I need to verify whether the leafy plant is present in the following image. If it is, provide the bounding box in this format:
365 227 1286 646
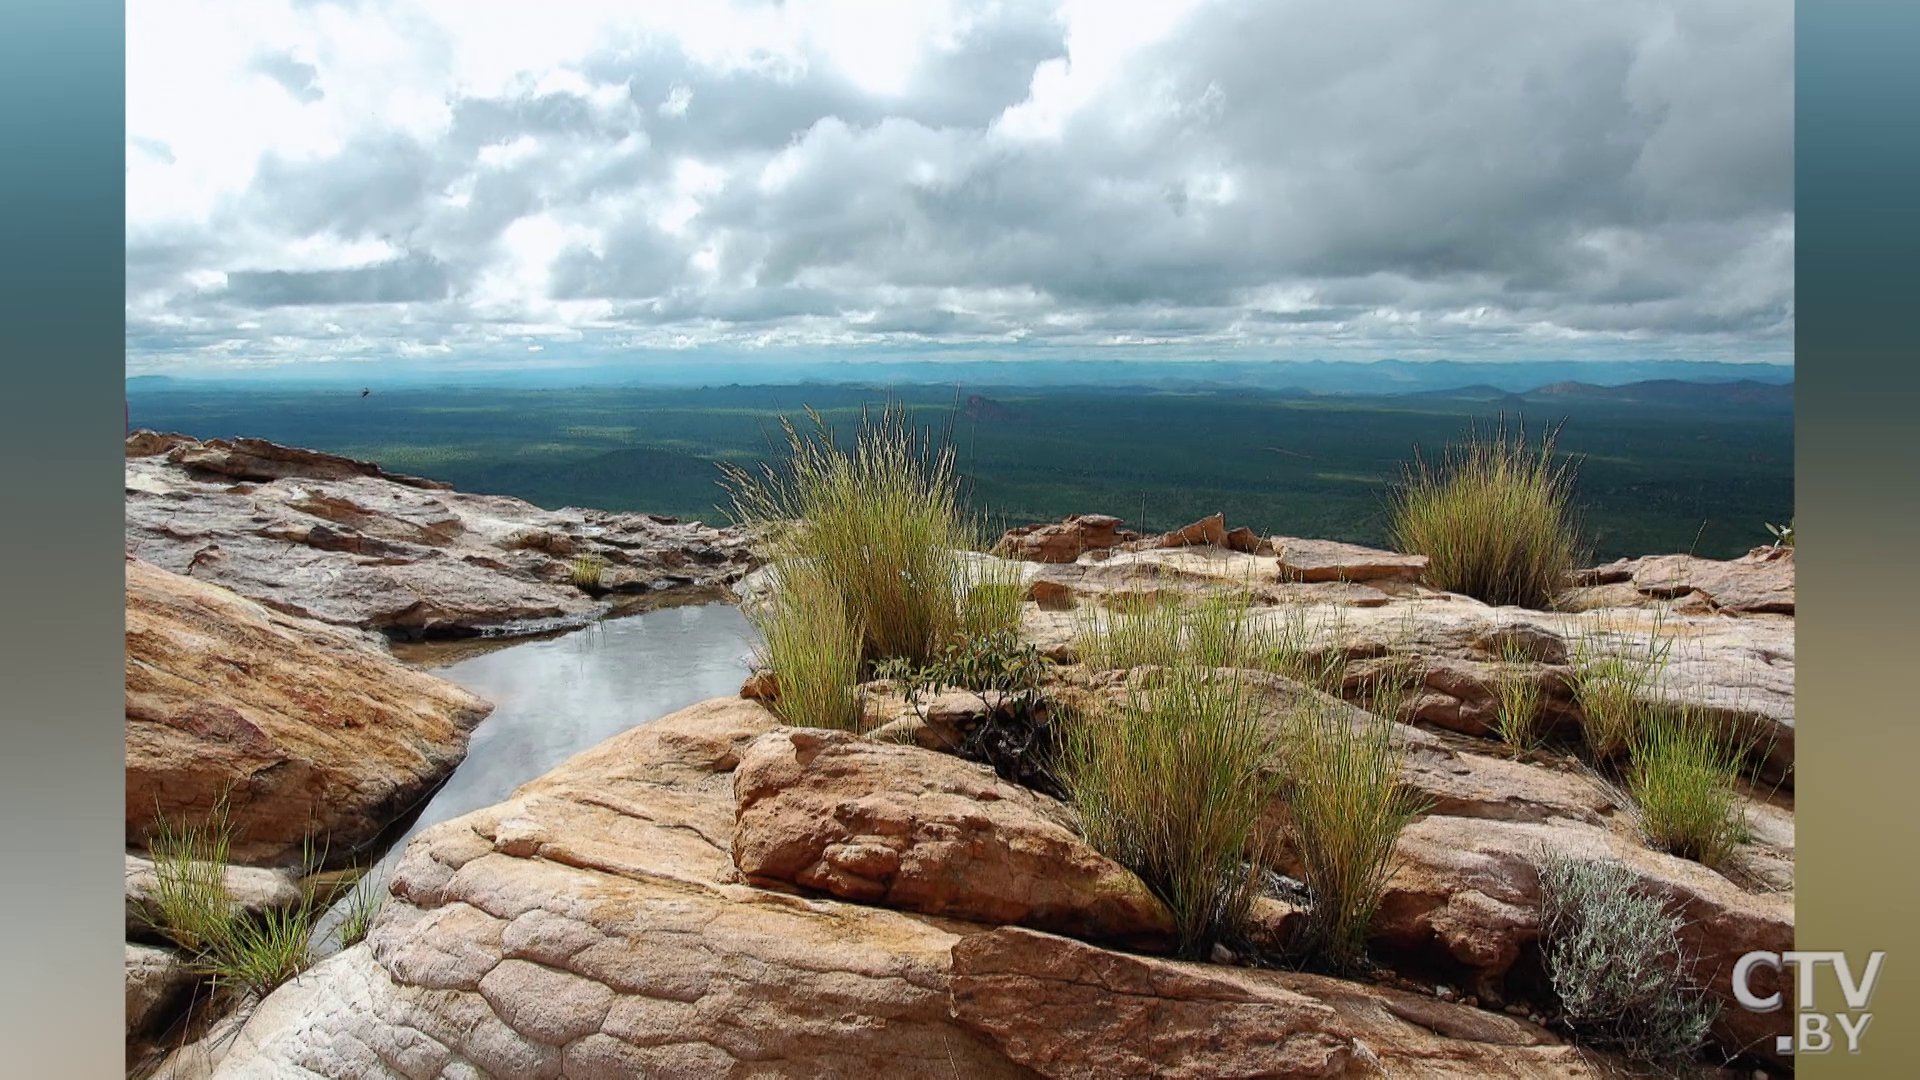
1534 854 1719 1066
875 628 1059 795
1277 700 1429 971
1764 520 1794 548
1389 419 1582 609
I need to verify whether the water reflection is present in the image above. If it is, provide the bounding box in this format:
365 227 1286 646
319 602 759 947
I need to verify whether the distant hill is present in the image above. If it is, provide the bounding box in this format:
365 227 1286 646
963 394 1017 423
1526 379 1794 411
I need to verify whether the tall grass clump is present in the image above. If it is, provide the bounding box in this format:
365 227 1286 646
1492 637 1548 754
1627 706 1750 869
1570 617 1674 759
1389 420 1580 610
1278 699 1429 971
750 561 867 732
143 801 318 1002
722 405 968 668
1073 594 1184 672
1062 666 1277 957
1534 854 1719 1066
958 555 1028 642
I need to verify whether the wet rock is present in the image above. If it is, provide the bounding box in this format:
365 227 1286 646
126 433 757 638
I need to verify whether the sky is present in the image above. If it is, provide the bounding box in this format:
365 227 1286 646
125 0 1795 376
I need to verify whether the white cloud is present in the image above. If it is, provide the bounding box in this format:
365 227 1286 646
125 0 1794 371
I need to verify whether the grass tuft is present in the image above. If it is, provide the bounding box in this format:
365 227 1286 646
568 553 608 589
1492 637 1548 754
1534 853 1719 1066
722 404 968 668
1277 698 1429 971
1627 706 1750 869
1569 616 1674 759
1389 419 1581 610
750 560 867 732
143 800 318 1003
1062 663 1277 958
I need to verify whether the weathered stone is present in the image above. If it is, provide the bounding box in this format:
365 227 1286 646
126 854 305 937
126 433 757 638
1274 536 1431 583
127 943 196 1037
993 513 1140 563
733 729 1175 950
126 557 493 866
1153 512 1229 549
950 927 1590 1079
1577 547 1793 614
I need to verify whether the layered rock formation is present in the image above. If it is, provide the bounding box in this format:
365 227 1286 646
199 699 1627 1080
126 434 757 639
126 556 494 867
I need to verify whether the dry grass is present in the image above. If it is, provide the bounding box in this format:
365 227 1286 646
750 560 867 732
1627 706 1751 869
1062 664 1277 958
1492 637 1548 754
1569 615 1675 759
1277 693 1429 971
722 404 969 668
1389 420 1580 610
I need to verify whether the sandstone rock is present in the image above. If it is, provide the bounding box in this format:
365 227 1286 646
126 558 493 866
127 434 757 638
126 854 305 937
994 514 1140 563
732 729 1175 950
1576 547 1793 614
127 943 196 1037
950 927 1592 1079
739 669 778 701
1153 511 1228 549
1274 536 1430 583
1365 814 1793 1062
209 696 1637 1080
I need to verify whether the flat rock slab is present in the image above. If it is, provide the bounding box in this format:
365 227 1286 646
126 434 757 638
126 557 493 866
733 729 1175 950
1580 547 1794 614
950 927 1587 1080
205 697 1614 1080
1273 536 1430 583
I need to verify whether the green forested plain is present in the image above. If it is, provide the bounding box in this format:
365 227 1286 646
126 380 1792 562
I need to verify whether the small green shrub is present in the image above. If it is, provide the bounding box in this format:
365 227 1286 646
1765 519 1794 548
722 404 968 667
1534 854 1719 1066
1278 700 1429 971
1062 665 1277 958
1388 420 1581 609
1628 707 1750 869
751 561 867 732
1492 638 1547 754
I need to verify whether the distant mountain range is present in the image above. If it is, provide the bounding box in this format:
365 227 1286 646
128 357 1793 397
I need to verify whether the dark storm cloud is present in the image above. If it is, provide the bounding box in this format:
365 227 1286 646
126 0 1793 367
220 254 455 307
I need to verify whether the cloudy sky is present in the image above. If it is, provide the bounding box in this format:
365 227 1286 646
125 0 1794 375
